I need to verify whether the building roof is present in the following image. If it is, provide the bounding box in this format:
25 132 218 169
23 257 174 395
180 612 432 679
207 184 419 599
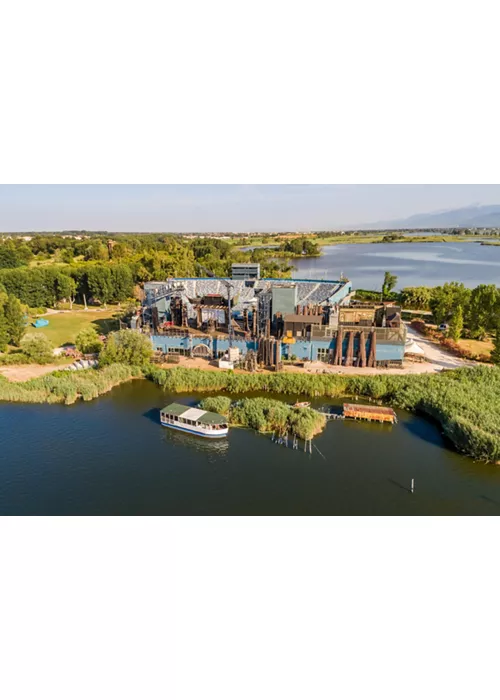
404 341 425 356
162 403 226 425
343 403 396 416
284 314 323 324
181 407 207 421
144 278 349 312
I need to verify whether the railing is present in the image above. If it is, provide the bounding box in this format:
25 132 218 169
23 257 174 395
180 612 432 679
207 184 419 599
309 325 406 343
339 324 406 343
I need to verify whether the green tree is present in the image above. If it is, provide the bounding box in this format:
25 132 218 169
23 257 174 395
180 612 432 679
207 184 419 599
448 305 464 341
21 333 54 364
400 287 433 310
87 265 113 307
0 282 8 309
55 273 77 308
430 282 471 325
99 329 153 366
465 284 499 338
4 295 25 346
110 264 134 301
61 248 74 264
0 241 24 269
84 241 109 261
0 310 9 352
75 327 103 355
382 271 398 299
109 242 132 260
491 320 500 365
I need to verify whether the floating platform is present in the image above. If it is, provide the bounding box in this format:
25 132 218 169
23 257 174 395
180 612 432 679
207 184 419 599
343 403 397 424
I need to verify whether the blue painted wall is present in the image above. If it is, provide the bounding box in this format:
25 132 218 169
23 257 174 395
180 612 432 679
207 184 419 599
375 343 405 361
151 331 404 362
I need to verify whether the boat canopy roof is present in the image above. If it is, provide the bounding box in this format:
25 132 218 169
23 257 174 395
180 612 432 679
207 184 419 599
162 403 227 425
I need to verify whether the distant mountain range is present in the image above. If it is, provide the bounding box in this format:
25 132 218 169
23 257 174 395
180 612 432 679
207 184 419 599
364 204 500 229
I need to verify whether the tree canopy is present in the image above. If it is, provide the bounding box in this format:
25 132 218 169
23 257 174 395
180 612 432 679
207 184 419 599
99 329 153 366
21 333 54 364
75 327 103 355
382 271 398 299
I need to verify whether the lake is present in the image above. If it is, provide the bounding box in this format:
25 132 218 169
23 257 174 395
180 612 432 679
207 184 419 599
1 380 500 515
293 241 500 289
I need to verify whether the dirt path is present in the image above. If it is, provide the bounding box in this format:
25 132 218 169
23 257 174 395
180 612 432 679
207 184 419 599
0 364 68 382
170 338 473 376
405 326 475 370
1 329 475 384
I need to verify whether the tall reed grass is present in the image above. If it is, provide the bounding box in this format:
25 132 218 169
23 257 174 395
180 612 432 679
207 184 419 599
148 365 500 462
200 396 326 440
0 364 141 405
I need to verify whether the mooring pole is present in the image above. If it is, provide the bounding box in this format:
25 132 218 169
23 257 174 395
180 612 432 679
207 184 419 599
411 478 415 494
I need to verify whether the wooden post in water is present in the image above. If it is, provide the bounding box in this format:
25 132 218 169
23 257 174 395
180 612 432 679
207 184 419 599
411 478 415 494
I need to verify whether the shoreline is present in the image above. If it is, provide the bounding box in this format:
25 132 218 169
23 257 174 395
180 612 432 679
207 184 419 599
237 234 497 252
1 363 499 463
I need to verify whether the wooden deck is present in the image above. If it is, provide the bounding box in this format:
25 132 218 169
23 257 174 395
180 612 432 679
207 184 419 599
343 403 397 424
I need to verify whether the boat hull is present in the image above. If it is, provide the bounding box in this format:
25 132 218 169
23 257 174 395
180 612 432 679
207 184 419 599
161 421 228 438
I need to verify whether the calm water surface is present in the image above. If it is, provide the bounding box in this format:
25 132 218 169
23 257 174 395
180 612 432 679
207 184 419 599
293 242 500 288
1 380 500 515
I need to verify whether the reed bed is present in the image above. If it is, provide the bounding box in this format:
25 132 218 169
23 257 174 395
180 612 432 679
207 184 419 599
200 396 326 441
0 363 141 405
1 363 499 462
149 366 500 462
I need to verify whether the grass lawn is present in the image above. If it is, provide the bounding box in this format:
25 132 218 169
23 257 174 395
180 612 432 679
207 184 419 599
457 338 493 358
28 308 121 347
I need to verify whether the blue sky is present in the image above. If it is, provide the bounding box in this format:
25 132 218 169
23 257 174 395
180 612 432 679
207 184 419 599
1 184 500 232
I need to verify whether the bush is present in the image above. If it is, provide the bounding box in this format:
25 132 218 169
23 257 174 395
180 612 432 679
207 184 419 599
0 352 32 365
199 396 232 416
20 333 54 364
75 327 103 355
227 396 326 440
0 363 141 405
411 319 492 363
99 329 153 366
145 365 500 462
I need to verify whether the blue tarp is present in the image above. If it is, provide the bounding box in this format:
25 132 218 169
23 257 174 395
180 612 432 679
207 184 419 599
33 318 49 328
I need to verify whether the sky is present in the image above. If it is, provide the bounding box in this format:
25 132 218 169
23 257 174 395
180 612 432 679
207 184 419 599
1 184 500 232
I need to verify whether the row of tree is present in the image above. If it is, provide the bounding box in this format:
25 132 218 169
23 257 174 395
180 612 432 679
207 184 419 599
400 282 500 339
0 287 25 351
279 238 320 256
0 263 134 309
0 234 294 308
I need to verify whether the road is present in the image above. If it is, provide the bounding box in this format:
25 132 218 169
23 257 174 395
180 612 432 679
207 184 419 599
405 325 475 371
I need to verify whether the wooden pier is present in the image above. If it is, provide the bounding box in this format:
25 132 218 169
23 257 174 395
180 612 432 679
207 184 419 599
343 403 397 424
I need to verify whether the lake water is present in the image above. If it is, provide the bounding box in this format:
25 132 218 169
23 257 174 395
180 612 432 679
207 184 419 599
293 242 500 289
1 380 500 515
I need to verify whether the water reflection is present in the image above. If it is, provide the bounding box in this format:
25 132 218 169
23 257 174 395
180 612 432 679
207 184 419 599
1 381 500 514
160 428 230 455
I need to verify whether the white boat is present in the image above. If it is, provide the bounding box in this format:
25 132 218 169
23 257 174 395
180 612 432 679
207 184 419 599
160 403 229 438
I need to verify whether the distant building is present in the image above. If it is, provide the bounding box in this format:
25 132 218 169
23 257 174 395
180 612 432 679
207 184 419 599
272 283 297 317
231 263 260 280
